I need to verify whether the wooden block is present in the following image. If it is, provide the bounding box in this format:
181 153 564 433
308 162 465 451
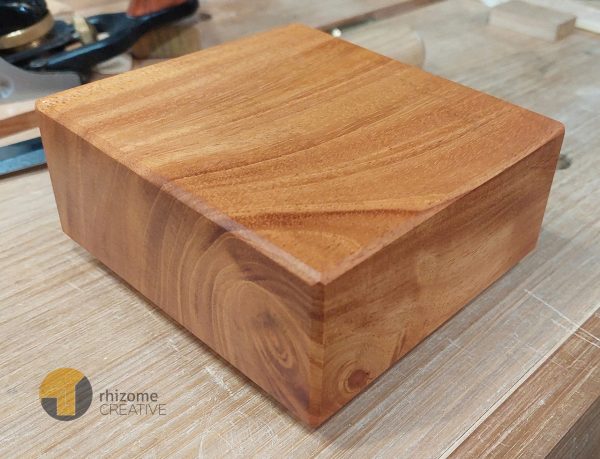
0 100 36 138
489 1 576 41
525 0 600 34
36 24 564 426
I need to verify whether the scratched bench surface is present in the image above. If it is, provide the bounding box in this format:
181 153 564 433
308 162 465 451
0 0 599 457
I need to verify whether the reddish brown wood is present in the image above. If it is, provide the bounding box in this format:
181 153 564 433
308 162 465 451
127 0 187 16
36 24 563 426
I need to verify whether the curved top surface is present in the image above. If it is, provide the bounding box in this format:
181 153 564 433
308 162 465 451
37 24 563 283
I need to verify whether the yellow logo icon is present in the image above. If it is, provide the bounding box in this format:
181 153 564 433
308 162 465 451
39 368 93 420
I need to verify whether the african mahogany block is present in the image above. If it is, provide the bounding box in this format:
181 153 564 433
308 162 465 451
36 24 564 426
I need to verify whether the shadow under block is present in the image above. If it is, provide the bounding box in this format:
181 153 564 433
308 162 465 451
36 24 564 426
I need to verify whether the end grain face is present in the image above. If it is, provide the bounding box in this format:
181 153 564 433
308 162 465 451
36 24 564 426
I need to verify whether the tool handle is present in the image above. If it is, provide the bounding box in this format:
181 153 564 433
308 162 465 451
127 0 188 17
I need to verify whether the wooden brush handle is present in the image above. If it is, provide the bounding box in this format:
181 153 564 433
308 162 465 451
127 0 187 17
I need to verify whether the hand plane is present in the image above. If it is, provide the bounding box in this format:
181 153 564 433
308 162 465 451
0 0 199 102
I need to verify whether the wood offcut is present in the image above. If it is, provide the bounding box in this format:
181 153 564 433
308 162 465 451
489 0 576 41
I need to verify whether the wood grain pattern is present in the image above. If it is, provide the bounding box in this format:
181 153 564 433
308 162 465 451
2 0 600 456
0 110 37 138
34 114 324 423
489 1 576 42
452 311 600 458
37 23 562 425
549 395 600 458
321 141 561 415
524 0 600 34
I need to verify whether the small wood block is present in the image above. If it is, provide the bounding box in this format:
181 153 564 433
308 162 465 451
525 0 600 34
489 0 576 41
131 17 201 59
36 24 564 426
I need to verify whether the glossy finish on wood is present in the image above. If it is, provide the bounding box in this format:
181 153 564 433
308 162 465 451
37 24 563 425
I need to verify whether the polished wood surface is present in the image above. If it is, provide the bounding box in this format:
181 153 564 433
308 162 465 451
2 0 599 456
0 110 38 138
525 0 600 33
37 23 561 425
37 25 563 278
321 141 560 415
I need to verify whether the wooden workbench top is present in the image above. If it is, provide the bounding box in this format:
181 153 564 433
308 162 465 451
1 0 598 456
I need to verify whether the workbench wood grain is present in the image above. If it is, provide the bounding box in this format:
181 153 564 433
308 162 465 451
1 0 599 456
489 0 576 42
340 23 425 67
452 311 600 458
